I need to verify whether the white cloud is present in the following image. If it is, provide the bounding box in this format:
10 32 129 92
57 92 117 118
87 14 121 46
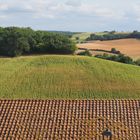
132 3 140 21
0 0 140 31
66 0 81 6
0 3 9 10
0 0 125 19
0 15 7 19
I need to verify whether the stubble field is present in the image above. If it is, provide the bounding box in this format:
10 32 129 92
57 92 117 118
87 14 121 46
78 39 140 59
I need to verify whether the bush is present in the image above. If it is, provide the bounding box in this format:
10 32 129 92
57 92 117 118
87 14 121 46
135 59 140 66
111 48 116 53
95 53 136 65
110 48 121 54
77 50 92 56
117 54 134 64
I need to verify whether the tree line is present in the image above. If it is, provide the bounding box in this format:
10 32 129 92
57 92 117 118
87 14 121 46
86 31 140 41
95 53 140 66
0 27 76 57
77 49 140 66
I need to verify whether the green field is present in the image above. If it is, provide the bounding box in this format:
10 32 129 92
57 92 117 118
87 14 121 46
71 32 111 42
72 32 92 42
0 55 140 99
71 32 130 42
72 32 107 42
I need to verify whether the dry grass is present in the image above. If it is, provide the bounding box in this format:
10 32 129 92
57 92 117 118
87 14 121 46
77 39 140 59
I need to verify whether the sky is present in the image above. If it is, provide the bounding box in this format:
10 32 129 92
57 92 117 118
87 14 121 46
0 0 140 32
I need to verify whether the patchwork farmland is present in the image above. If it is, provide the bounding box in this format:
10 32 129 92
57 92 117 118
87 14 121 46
0 100 140 140
77 39 140 59
0 55 140 99
0 32 140 139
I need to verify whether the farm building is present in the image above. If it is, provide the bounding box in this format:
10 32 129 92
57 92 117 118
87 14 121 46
0 100 140 139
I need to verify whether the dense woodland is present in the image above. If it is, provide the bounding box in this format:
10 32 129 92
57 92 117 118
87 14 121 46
0 27 76 57
86 31 140 41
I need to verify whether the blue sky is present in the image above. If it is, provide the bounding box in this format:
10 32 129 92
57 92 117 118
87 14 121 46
0 0 140 32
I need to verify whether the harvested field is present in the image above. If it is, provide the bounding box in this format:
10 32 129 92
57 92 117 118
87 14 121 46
0 100 140 140
77 39 140 59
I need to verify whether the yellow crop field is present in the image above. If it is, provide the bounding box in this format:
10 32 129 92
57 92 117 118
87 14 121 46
77 39 140 59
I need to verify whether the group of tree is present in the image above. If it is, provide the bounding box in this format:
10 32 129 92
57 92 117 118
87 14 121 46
0 27 76 57
86 31 140 41
92 48 121 55
77 50 92 56
77 48 140 66
95 53 140 66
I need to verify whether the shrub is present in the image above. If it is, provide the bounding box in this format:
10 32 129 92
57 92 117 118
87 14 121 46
95 53 136 65
110 48 120 54
117 54 134 64
135 59 140 66
111 48 116 53
77 50 92 56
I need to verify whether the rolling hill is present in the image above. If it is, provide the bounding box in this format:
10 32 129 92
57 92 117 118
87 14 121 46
0 55 140 99
72 32 92 42
77 39 140 59
71 32 130 42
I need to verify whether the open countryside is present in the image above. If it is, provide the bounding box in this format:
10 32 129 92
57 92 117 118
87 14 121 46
0 0 140 139
0 55 140 99
77 39 140 59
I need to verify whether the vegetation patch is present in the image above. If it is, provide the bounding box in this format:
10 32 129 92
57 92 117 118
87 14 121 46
0 27 76 57
77 39 140 59
77 50 92 56
95 53 136 65
0 55 139 99
86 31 140 41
